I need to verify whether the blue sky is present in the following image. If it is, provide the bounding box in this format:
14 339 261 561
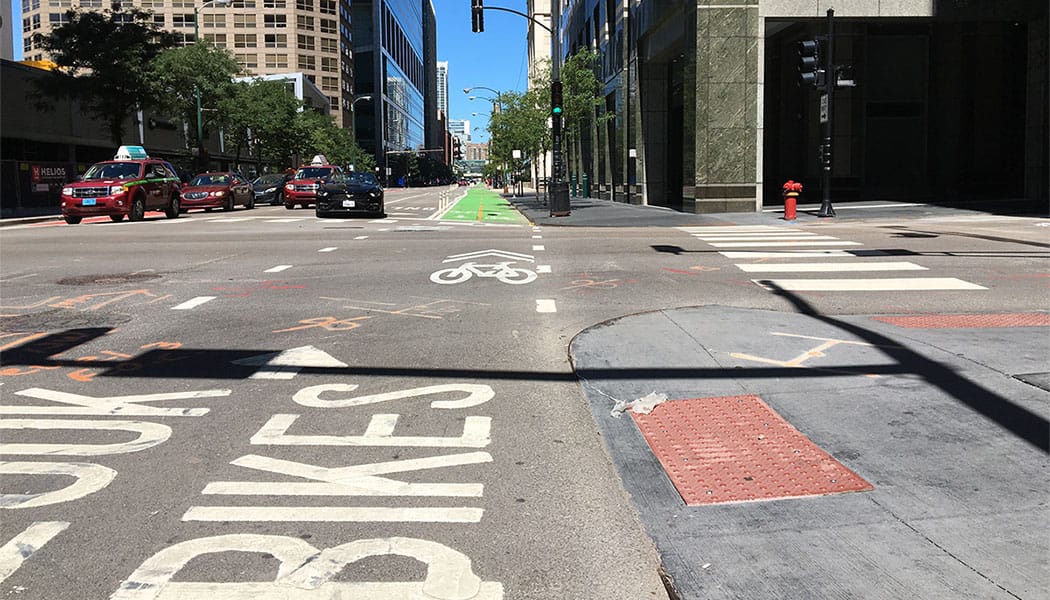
8 1 531 142
436 1 532 142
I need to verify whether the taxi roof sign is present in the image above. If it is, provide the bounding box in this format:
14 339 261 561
115 145 149 160
310 154 329 166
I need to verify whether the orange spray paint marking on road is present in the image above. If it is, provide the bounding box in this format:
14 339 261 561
273 316 371 333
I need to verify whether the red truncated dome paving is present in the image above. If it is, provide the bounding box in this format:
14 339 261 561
873 313 1050 329
631 396 872 506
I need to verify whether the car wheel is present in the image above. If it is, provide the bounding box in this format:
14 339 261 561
109 214 124 222
129 195 146 221
223 197 234 211
164 194 180 219
315 209 327 218
284 202 295 210
272 191 283 206
247 195 255 210
64 215 82 225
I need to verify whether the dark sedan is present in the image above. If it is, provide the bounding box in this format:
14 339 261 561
180 171 254 212
315 172 385 218
252 173 292 206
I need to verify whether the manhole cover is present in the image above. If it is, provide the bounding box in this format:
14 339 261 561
56 273 162 286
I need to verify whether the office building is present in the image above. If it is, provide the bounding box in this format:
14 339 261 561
553 0 1047 213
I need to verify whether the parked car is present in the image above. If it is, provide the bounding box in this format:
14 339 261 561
180 171 254 212
315 171 385 218
284 155 342 209
60 146 181 224
252 173 292 206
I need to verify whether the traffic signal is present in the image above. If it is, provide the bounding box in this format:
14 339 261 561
797 39 825 89
471 0 484 33
550 80 563 117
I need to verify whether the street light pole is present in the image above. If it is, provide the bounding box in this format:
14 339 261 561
193 0 230 169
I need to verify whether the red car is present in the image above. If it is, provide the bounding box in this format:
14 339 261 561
60 146 181 224
284 156 342 209
180 171 255 212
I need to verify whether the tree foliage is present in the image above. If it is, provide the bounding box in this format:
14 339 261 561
149 42 241 153
219 79 303 166
32 7 178 145
293 110 375 172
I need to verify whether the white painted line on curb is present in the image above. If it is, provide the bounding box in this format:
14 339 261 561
265 265 293 273
172 296 217 310
536 299 557 313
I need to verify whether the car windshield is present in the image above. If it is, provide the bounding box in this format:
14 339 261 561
82 162 142 181
253 174 286 186
191 174 230 186
346 172 380 186
295 167 334 180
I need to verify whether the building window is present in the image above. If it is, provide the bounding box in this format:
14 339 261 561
51 0 73 6
23 37 32 52
295 0 313 10
233 14 255 27
203 33 227 47
234 33 256 48
22 17 31 32
263 0 285 7
137 0 162 6
153 14 164 26
230 0 256 7
320 76 337 92
79 0 101 7
328 95 338 108
320 56 337 72
265 53 288 69
320 37 337 54
297 55 315 70
21 0 40 12
296 15 313 30
318 0 335 14
171 0 194 7
319 18 335 34
264 33 287 48
201 13 225 27
297 34 314 51
235 53 258 70
264 14 286 28
172 13 193 27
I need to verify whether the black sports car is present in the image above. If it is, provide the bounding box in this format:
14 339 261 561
252 173 292 206
315 172 385 218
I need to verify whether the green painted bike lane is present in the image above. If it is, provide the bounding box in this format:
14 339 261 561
440 187 531 224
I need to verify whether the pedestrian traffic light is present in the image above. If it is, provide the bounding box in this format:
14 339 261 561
797 39 824 89
551 80 563 117
471 0 484 33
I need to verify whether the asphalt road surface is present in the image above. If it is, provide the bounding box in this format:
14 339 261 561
1 186 1047 599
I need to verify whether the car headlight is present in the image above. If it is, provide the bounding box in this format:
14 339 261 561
109 185 125 195
265 187 277 193
317 189 328 197
369 190 380 198
213 190 226 197
62 187 73 195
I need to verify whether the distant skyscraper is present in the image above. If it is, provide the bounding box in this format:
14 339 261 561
436 61 449 117
448 119 470 143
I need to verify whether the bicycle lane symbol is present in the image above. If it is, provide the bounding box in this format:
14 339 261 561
430 249 538 285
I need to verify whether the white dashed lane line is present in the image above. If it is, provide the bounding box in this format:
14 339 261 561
319 247 338 252
354 236 369 240
536 299 557 313
537 265 552 274
172 296 216 310
265 265 293 273
532 245 545 251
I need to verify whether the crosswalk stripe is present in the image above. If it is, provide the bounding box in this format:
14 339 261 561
720 250 858 258
735 261 927 272
710 241 862 247
752 278 986 291
694 235 839 242
680 226 783 232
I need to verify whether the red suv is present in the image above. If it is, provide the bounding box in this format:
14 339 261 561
284 156 342 209
60 146 181 224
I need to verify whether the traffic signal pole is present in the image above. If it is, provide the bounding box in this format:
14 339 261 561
818 8 836 217
548 0 570 216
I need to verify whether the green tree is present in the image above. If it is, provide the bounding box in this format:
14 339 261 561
293 110 374 172
32 7 178 145
219 79 303 169
148 41 241 166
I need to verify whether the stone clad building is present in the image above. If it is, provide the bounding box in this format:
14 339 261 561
552 0 1048 213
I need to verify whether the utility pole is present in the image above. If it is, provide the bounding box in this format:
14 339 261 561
818 8 835 217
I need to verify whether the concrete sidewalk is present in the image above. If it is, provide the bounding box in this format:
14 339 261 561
571 305 1049 599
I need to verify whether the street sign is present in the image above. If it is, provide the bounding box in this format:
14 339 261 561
819 93 829 124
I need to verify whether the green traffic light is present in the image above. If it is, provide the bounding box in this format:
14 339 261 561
552 107 562 114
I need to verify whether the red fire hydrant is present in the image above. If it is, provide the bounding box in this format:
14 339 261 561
782 180 802 221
